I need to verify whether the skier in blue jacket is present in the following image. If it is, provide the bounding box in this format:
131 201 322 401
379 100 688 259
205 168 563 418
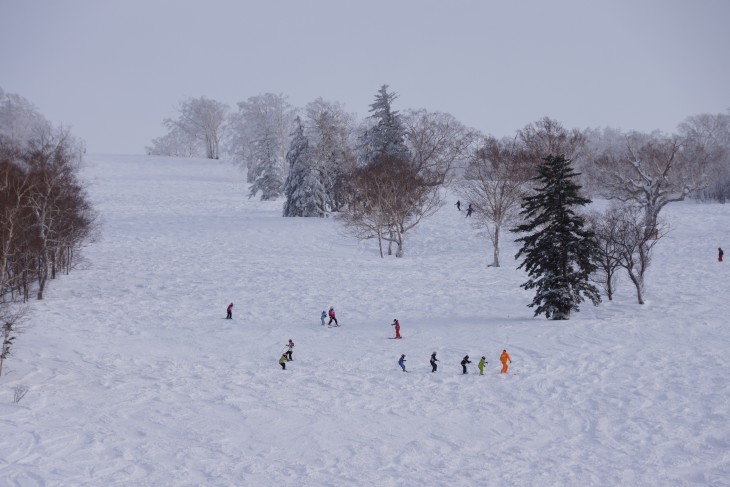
398 354 407 372
321 310 326 326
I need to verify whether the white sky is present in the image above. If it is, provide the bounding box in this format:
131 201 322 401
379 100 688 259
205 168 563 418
1 0 729 154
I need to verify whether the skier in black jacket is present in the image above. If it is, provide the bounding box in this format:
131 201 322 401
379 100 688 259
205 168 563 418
430 352 439 372
461 355 471 374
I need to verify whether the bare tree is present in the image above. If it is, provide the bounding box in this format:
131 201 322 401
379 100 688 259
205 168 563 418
518 117 587 166
586 208 625 301
678 112 730 202
340 155 442 258
403 109 476 187
0 305 25 377
458 135 531 267
589 131 709 234
610 205 666 304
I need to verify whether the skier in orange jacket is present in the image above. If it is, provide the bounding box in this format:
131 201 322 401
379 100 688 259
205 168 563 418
500 350 512 374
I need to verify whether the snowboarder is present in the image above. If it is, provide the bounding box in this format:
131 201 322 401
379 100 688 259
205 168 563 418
286 339 294 361
465 204 473 217
321 310 327 326
391 319 401 339
430 352 439 372
719 247 724 262
328 307 338 326
461 355 471 374
226 302 233 319
398 354 407 372
455 200 461 211
279 354 288 370
478 356 488 375
500 349 512 374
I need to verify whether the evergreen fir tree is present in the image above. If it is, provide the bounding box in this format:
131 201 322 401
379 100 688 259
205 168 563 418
283 117 326 217
512 155 601 320
358 85 411 166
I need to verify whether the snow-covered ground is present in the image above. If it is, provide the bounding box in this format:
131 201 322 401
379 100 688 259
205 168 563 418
1 154 729 486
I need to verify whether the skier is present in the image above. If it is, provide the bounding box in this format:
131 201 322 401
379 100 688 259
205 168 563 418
719 247 724 262
500 349 512 374
478 356 488 375
430 352 439 372
465 204 473 217
279 353 288 370
391 319 401 339
286 339 294 361
455 200 461 211
461 355 471 374
226 302 233 319
321 310 327 326
398 354 407 372
328 307 338 326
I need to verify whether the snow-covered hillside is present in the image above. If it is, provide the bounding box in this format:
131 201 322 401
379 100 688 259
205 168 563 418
2 154 728 486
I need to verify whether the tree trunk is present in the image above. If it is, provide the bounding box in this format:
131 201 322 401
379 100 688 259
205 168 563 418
627 269 645 304
491 224 501 267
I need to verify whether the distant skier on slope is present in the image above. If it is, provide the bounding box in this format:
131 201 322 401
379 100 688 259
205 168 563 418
328 307 338 326
478 356 488 375
321 310 327 326
398 354 407 372
286 339 294 361
500 350 512 374
279 354 289 370
391 319 401 339
455 200 461 211
226 302 233 319
719 247 724 262
430 352 439 372
465 204 473 217
461 355 471 374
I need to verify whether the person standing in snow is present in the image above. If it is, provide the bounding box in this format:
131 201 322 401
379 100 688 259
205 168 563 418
286 339 294 361
455 200 461 211
398 354 407 372
321 310 327 326
391 319 401 339
226 302 233 319
279 354 289 370
328 307 338 326
719 247 724 262
430 352 439 372
465 204 473 217
461 355 471 374
478 356 488 375
500 349 512 374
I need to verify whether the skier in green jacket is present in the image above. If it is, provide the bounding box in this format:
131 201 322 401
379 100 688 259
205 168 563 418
279 354 289 370
477 356 488 375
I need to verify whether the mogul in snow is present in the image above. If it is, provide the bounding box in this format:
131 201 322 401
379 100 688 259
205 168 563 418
461 355 471 374
500 350 512 374
226 302 233 319
391 319 401 339
430 352 439 372
478 356 488 375
398 354 407 372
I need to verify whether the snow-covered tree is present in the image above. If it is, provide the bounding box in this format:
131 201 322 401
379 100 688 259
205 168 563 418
283 117 326 217
304 98 356 211
146 124 203 157
518 117 587 167
678 111 730 202
513 155 600 320
162 96 228 159
0 87 50 144
227 93 297 200
357 85 410 166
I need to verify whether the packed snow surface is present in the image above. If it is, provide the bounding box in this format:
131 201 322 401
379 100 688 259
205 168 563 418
1 155 729 486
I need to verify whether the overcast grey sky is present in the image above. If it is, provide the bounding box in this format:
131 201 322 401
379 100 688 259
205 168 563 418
2 0 728 154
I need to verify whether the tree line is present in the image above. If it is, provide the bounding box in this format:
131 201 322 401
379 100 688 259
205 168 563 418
0 88 96 375
149 87 729 317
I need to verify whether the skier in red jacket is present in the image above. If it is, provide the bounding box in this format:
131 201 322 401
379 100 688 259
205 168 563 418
391 319 401 339
328 307 338 326
226 303 233 319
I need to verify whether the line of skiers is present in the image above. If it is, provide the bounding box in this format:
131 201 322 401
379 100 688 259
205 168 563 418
399 350 512 375
321 307 338 326
279 339 295 369
454 200 473 217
